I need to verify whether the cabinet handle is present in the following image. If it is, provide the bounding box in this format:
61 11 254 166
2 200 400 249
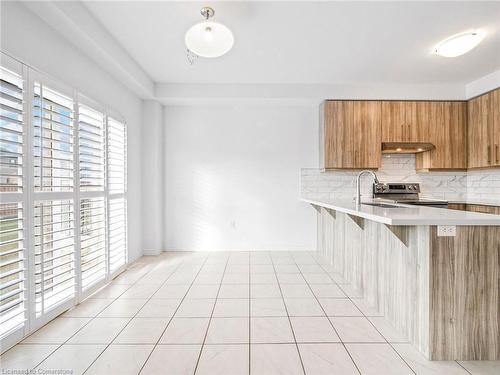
496 144 499 164
401 124 404 140
408 124 411 141
487 145 491 164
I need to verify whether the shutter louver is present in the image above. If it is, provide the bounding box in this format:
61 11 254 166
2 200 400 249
0 202 25 338
0 65 26 340
0 67 23 193
107 118 126 195
79 105 105 191
80 197 106 289
34 200 75 316
109 197 126 272
33 83 74 192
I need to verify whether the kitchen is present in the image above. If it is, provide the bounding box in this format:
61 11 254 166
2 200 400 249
1 1 500 374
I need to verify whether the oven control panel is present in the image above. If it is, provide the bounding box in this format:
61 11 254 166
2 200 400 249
373 183 421 194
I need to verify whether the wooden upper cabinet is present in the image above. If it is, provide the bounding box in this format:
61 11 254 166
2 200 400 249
490 89 500 166
416 102 467 170
381 101 429 143
321 101 381 169
468 92 491 168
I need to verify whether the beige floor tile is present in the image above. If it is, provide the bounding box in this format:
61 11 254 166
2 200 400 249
22 317 90 343
299 343 358 375
63 298 114 317
281 284 314 298
298 265 326 273
213 298 249 317
137 298 181 317
36 344 106 375
319 298 363 316
458 360 500 375
250 264 275 274
197 344 249 375
250 273 278 284
309 284 346 298
346 343 413 374
250 298 287 317
206 317 249 344
285 298 325 316
153 284 190 298
368 317 409 343
68 317 130 344
194 273 223 284
0 344 58 371
394 343 469 375
218 284 250 298
140 344 201 375
275 264 300 273
160 317 209 344
90 284 131 299
251 343 303 375
290 317 340 343
330 317 385 343
175 299 215 317
251 317 294 343
85 344 153 375
113 317 169 344
302 273 335 284
277 273 306 284
119 284 159 299
339 284 363 298
98 298 148 317
222 273 250 284
250 284 281 298
185 284 220 299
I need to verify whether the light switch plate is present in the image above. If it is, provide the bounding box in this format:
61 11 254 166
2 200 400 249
437 225 456 237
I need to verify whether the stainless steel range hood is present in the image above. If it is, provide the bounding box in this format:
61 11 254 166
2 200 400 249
381 142 435 154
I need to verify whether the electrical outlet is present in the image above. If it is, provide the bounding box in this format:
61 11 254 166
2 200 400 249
437 225 456 237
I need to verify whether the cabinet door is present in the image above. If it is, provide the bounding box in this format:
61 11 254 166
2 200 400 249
381 101 406 142
417 102 467 169
324 101 381 169
411 102 433 142
490 89 500 166
468 94 490 168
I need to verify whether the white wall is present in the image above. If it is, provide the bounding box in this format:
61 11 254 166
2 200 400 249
164 104 318 251
142 100 164 254
1 1 143 261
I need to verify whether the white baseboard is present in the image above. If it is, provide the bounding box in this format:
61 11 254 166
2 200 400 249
143 249 162 256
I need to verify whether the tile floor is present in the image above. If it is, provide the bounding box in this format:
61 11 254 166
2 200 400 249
1 251 499 375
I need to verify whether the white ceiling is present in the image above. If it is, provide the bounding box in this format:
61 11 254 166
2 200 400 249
82 1 500 86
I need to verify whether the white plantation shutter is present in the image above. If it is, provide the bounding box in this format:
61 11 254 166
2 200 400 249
34 200 75 316
107 117 126 195
0 64 26 341
80 197 106 290
79 105 105 192
109 197 126 272
33 83 74 192
0 56 129 350
0 67 23 193
107 117 127 273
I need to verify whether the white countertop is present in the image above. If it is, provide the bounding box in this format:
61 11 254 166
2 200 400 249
302 198 500 226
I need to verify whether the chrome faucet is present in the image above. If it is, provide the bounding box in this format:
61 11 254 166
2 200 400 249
355 170 380 206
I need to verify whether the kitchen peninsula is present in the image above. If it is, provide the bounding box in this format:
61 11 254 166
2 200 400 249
304 197 500 361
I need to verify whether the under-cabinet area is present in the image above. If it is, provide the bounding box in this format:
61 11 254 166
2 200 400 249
320 88 499 171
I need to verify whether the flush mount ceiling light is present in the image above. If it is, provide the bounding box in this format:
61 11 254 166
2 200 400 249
434 31 486 57
185 7 234 64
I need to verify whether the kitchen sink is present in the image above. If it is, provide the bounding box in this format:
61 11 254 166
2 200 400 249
362 202 399 208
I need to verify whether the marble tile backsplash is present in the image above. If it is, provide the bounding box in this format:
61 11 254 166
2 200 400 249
300 154 499 203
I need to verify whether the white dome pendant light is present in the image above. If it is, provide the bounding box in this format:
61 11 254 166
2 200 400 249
185 7 234 64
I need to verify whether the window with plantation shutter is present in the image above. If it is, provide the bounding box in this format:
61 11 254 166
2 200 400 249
33 83 74 192
34 200 75 316
79 105 105 191
0 64 26 341
80 197 106 290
